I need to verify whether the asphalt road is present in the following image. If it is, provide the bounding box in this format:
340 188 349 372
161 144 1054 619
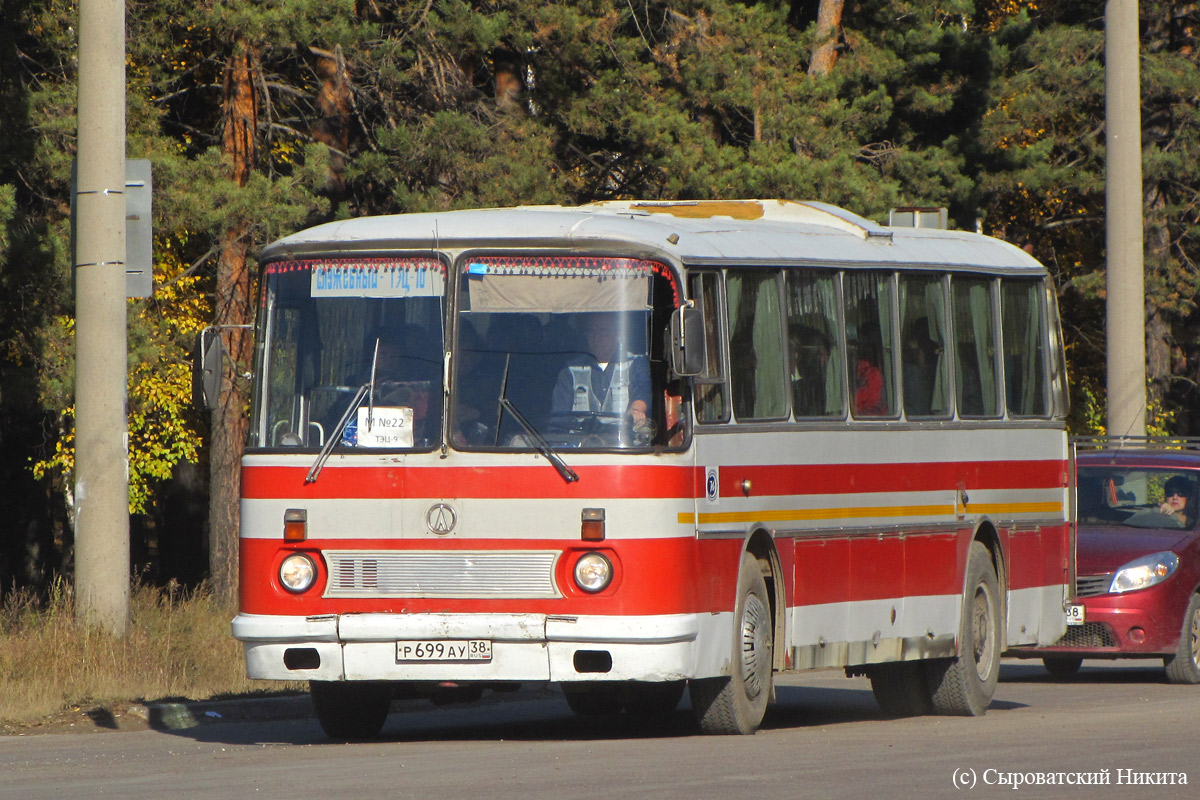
2 659 1196 800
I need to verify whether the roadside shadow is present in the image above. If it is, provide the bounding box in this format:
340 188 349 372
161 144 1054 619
160 679 1025 747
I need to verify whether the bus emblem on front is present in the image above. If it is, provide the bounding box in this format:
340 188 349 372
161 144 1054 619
426 503 457 535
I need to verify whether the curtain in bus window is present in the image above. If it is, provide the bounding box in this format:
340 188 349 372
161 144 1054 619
953 277 999 417
1002 279 1049 417
693 272 729 423
843 271 896 418
726 270 787 420
899 274 950 418
784 270 844 418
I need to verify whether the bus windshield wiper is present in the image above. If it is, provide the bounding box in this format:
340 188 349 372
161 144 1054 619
499 397 579 484
306 383 369 484
308 340 383 484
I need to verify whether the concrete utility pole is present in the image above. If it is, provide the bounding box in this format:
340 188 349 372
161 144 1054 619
1105 0 1147 441
73 0 129 635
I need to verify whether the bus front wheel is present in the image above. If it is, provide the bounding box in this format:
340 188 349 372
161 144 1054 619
691 553 773 735
310 680 393 740
925 541 1001 716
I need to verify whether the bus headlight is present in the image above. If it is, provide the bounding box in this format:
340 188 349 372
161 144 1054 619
574 552 613 593
279 553 317 593
1109 551 1179 594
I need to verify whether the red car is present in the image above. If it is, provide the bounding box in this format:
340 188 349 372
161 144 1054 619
1013 443 1200 683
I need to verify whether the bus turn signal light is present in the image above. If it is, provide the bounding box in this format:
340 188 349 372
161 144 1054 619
284 508 308 542
581 508 605 541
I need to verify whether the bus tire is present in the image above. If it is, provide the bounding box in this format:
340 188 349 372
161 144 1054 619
868 662 934 717
562 683 624 716
690 553 773 735
1164 593 1200 685
925 541 1000 716
310 680 392 740
623 681 686 715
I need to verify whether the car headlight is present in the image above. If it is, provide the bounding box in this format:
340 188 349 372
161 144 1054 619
279 553 317 593
574 552 613 593
1108 551 1179 594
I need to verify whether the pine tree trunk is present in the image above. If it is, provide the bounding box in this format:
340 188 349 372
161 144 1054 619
208 40 259 606
313 45 353 194
808 0 846 77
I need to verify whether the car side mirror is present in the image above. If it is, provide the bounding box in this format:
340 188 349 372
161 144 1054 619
192 327 223 412
670 305 707 377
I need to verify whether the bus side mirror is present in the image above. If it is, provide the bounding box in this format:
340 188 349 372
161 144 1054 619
192 327 223 412
670 305 707 377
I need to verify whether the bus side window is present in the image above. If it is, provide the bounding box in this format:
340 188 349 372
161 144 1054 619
726 269 787 421
691 272 729 423
784 269 844 418
1001 278 1050 417
899 274 950 419
844 271 897 418
952 276 1000 418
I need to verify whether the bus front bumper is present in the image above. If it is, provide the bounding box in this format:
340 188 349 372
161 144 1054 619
232 612 709 683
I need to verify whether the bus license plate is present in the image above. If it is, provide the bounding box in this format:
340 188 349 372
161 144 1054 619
1066 605 1086 626
396 640 492 662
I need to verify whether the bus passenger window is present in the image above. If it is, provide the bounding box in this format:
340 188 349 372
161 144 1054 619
952 277 1000 418
1001 279 1049 417
900 274 950 418
785 270 844 418
726 269 787 421
844 271 896 418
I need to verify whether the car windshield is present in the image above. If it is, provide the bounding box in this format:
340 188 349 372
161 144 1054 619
251 257 447 450
452 255 677 451
1077 467 1200 530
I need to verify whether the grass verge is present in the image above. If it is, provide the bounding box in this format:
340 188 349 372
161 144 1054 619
0 579 304 729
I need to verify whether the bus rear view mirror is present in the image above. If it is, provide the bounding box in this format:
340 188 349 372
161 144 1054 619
670 305 707 377
192 327 223 412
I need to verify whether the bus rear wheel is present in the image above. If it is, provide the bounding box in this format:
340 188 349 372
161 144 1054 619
925 541 1000 716
691 553 773 735
310 680 393 740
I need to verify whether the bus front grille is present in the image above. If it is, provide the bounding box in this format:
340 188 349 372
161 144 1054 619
322 550 560 599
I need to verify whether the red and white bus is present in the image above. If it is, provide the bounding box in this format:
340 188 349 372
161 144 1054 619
226 200 1073 737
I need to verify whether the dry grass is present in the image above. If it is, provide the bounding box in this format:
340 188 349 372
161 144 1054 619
0 579 303 727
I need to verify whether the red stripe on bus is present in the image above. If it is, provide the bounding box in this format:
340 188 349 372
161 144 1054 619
242 464 702 500
242 459 1065 501
718 460 1067 497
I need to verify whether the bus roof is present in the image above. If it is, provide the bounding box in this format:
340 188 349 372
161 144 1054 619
260 200 1046 274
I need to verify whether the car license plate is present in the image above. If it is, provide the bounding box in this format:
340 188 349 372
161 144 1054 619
396 640 492 662
1066 604 1086 626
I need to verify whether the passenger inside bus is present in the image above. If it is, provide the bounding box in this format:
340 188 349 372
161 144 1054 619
902 316 941 416
851 319 887 417
550 312 651 428
789 323 830 417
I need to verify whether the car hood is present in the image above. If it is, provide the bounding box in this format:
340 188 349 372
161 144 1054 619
1076 527 1193 575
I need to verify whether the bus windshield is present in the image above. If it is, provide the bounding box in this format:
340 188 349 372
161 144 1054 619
252 257 447 450
452 256 674 451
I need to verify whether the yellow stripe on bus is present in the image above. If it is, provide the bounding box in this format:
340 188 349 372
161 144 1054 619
677 501 1063 526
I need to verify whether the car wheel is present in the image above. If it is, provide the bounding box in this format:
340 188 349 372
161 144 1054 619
1042 656 1083 678
1164 593 1200 685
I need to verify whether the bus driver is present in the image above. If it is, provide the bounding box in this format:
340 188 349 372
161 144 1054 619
551 312 651 427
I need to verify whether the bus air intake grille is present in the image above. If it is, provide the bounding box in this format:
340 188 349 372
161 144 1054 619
322 550 561 599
